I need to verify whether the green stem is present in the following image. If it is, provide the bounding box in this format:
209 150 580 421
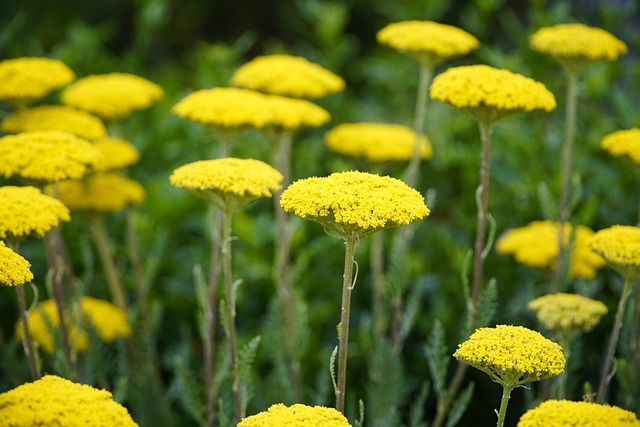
553 333 572 399
496 385 514 427
16 283 40 380
404 64 433 189
371 231 386 336
126 208 148 324
205 208 222 427
335 235 359 414
597 275 635 403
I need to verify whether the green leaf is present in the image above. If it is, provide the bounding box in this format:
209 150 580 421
445 382 475 427
537 181 557 221
238 335 261 415
474 278 498 330
171 357 205 426
425 320 448 400
408 381 430 427
330 345 338 397
354 399 365 427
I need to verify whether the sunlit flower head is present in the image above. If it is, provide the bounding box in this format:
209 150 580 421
600 128 640 165
430 65 556 124
237 403 351 427
0 241 34 287
170 157 283 212
589 225 640 278
528 293 608 334
0 131 103 184
517 399 640 427
262 94 330 130
61 72 163 120
280 171 429 239
92 136 141 171
496 220 606 279
231 54 345 98
454 324 565 385
1 105 106 140
0 186 70 245
324 122 432 162
0 57 75 108
377 20 479 66
0 375 138 426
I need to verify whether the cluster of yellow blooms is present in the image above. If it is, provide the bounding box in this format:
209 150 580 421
589 225 640 275
496 220 606 279
237 403 351 427
0 241 34 287
454 325 565 383
527 293 608 333
517 399 640 426
92 136 142 171
0 57 75 107
600 128 640 165
324 122 432 163
1 105 107 140
231 54 345 99
0 375 138 426
280 171 429 237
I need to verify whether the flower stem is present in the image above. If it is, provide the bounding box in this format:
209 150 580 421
205 208 222 427
15 283 40 380
404 64 433 189
597 275 635 403
371 231 386 336
336 235 358 414
126 208 148 324
496 385 514 427
553 333 572 399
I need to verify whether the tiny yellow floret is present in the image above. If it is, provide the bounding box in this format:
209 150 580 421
601 128 640 165
0 241 34 287
0 57 75 107
1 105 106 140
237 403 352 427
517 399 640 427
528 293 608 333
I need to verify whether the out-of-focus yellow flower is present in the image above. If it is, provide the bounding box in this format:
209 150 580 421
237 403 351 427
589 225 640 278
600 128 640 165
517 399 640 427
1 105 106 140
92 136 141 171
0 241 33 286
527 293 608 333
261 94 330 130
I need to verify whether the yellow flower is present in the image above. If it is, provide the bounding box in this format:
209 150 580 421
61 72 163 120
54 172 145 213
92 136 141 171
280 171 429 238
170 157 283 212
430 65 556 124
496 220 606 279
517 399 640 427
1 105 106 140
231 54 345 98
0 241 34 286
589 225 640 277
0 57 75 108
453 324 565 385
324 122 432 162
600 128 640 165
376 20 479 66
80 296 133 342
0 131 103 184
530 24 627 67
528 293 608 333
262 94 330 130
0 375 139 426
0 186 70 244
237 403 351 427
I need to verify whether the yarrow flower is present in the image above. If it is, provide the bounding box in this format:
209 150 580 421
61 72 163 120
170 157 283 212
0 186 70 245
0 375 139 426
430 64 556 124
528 293 608 334
376 20 479 66
1 105 106 140
237 403 352 427
0 241 34 286
280 171 429 238
92 136 141 171
231 54 345 99
496 220 605 279
325 122 432 162
588 225 640 277
0 57 75 108
517 399 640 427
261 94 330 130
600 128 640 165
0 131 103 184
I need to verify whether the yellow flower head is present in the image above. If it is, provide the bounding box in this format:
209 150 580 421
170 157 283 212
589 225 640 277
280 171 429 238
530 24 627 69
0 57 75 108
527 293 608 333
61 72 163 120
517 399 640 427
0 375 138 426
0 186 71 245
1 105 106 141
237 403 351 427
231 54 346 98
0 241 34 287
262 94 331 130
601 128 640 165
325 122 432 162
496 220 606 279
54 172 145 214
0 131 103 184
453 324 565 385
92 136 141 171
430 65 556 124
376 20 479 66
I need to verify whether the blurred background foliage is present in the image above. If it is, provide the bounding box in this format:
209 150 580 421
1 0 640 426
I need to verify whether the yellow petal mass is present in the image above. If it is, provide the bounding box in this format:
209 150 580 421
601 128 640 165
237 403 351 427
527 293 608 333
1 105 106 140
0 241 34 287
55 172 145 213
589 225 640 276
0 57 75 107
517 399 640 427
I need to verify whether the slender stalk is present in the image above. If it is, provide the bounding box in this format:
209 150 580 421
597 275 635 403
495 385 514 427
336 235 358 413
627 281 640 408
371 231 386 336
127 208 147 322
404 64 433 188
553 333 572 399
16 283 40 380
